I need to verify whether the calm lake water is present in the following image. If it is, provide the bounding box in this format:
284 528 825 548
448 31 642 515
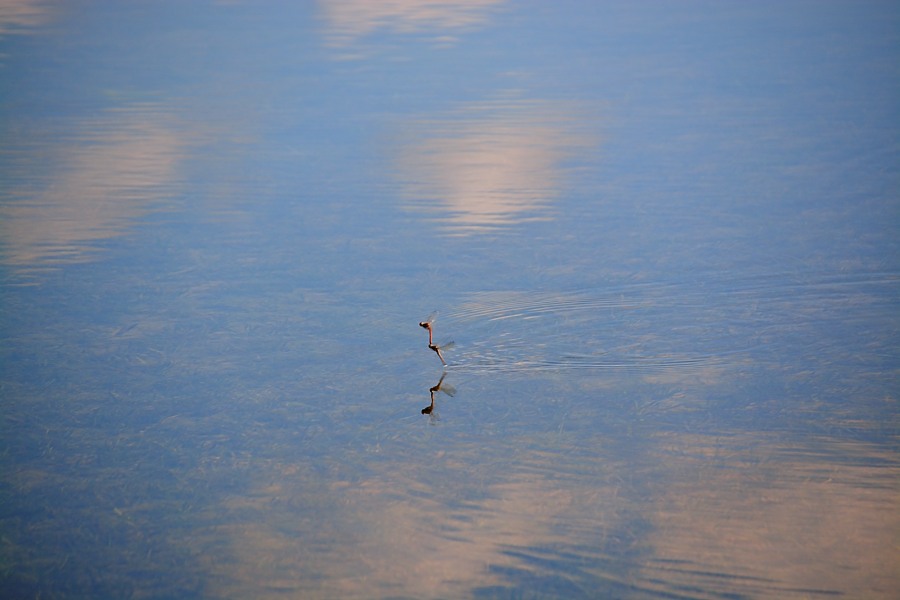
2 2 899 598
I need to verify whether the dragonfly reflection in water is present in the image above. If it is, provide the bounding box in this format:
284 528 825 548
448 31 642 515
422 371 457 415
419 312 454 366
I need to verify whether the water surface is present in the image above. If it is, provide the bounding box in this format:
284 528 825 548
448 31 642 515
1 2 898 599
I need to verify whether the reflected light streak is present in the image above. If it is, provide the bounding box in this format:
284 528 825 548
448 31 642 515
396 100 592 235
1 105 187 271
318 0 504 45
202 455 623 599
0 0 53 35
641 433 900 599
196 432 899 598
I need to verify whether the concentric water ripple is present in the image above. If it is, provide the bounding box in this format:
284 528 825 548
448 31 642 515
437 272 898 375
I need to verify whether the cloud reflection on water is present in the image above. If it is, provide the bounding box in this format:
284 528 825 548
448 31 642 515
1 105 187 271
318 0 504 45
192 429 899 599
395 99 594 235
0 0 53 35
198 445 626 599
640 434 900 599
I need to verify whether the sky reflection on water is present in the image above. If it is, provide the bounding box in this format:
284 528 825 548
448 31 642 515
2 104 188 269
1 1 899 599
395 97 594 234
318 0 505 48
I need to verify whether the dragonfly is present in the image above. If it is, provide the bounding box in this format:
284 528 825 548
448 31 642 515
418 312 437 345
429 340 454 366
422 372 457 415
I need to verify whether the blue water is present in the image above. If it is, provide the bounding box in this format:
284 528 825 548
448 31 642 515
2 2 898 599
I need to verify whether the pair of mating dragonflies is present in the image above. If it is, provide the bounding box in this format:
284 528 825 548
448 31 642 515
418 312 453 366
418 313 455 415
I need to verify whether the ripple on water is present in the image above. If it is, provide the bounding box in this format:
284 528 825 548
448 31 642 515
436 273 898 377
